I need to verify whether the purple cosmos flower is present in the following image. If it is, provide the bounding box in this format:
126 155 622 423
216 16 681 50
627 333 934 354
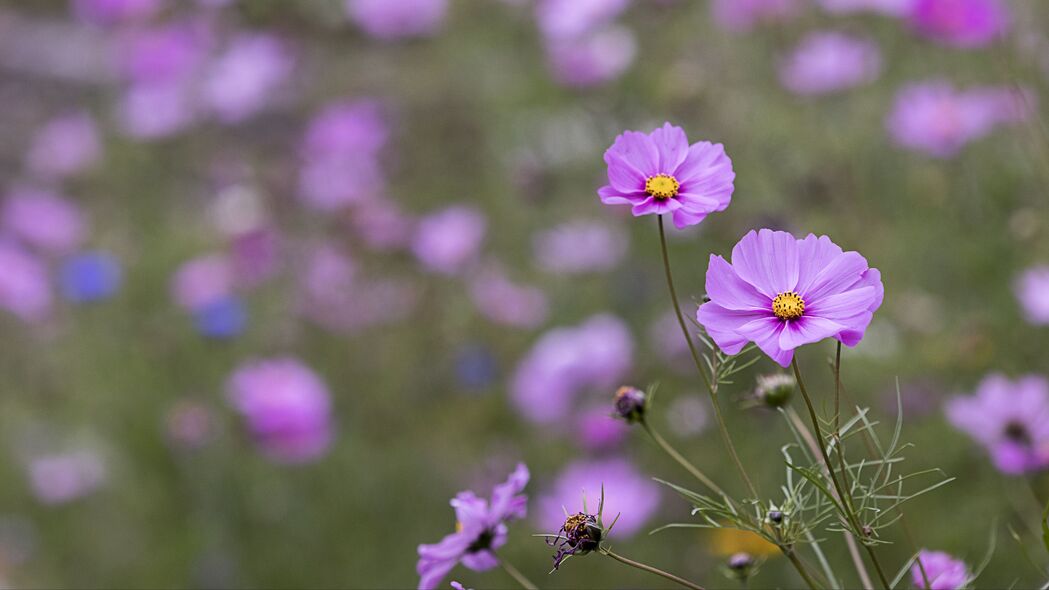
510 314 633 423
711 0 801 33
2 188 87 255
416 463 529 590
544 26 637 88
696 229 884 368
0 241 52 322
25 112 102 180
118 22 211 85
533 220 627 275
779 32 882 96
201 34 293 124
908 0 1009 48
535 0 630 40
28 450 106 505
818 0 912 15
351 198 415 252
911 549 970 589
117 81 197 140
412 206 487 275
537 458 659 538
598 123 735 229
301 99 388 158
886 81 1031 158
575 406 629 451
227 357 334 464
946 374 1049 474
72 0 164 26
296 100 387 211
468 264 548 329
171 255 234 311
346 0 448 40
1015 266 1049 325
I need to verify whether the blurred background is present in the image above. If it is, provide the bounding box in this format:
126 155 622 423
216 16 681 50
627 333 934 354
0 0 1047 587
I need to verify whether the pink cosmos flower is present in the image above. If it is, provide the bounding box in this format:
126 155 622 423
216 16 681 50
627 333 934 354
535 0 630 40
226 358 334 464
25 112 102 180
171 254 234 311
537 458 659 538
779 32 882 96
533 220 627 274
1015 266 1049 325
711 0 801 33
28 450 107 505
201 34 293 124
598 123 735 229
544 26 637 88
946 374 1049 475
911 549 970 589
297 100 388 211
697 229 883 368
886 81 1032 158
468 264 548 329
412 206 487 275
0 241 52 323
346 0 448 40
908 0 1009 48
2 188 87 255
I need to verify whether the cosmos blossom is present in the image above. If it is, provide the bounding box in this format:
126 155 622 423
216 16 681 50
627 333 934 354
1015 266 1049 325
908 0 1009 48
696 229 883 367
946 374 1049 475
346 0 448 40
416 464 529 590
911 549 970 589
778 32 882 96
598 123 735 229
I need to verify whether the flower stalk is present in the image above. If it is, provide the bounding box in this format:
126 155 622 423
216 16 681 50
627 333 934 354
600 547 706 590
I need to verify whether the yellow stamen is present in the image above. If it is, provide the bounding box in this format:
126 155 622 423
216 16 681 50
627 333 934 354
772 291 805 321
644 174 680 199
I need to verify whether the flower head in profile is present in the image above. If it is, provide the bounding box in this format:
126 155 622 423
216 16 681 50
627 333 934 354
946 374 1049 475
598 123 735 229
417 463 530 590
697 229 883 367
911 549 970 589
908 0 1009 49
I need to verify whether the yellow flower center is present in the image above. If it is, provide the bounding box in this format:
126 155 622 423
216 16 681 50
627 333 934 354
644 174 680 199
455 521 464 533
772 291 805 321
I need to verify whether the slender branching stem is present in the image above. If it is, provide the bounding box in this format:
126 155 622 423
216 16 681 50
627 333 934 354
501 559 537 590
600 548 705 590
783 548 825 590
641 419 727 498
792 356 890 590
656 215 758 500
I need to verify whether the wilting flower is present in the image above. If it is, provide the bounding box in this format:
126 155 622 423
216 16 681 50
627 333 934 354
697 229 883 367
59 252 122 303
711 0 800 33
412 206 487 275
1014 266 1049 325
2 188 87 255
416 463 529 590
28 450 107 505
817 0 912 16
886 81 1033 158
946 374 1049 474
536 0 630 40
544 27 637 88
346 0 448 40
0 241 52 322
201 34 293 124
511 314 633 423
537 458 658 538
548 511 603 570
598 123 735 229
533 220 627 275
778 32 882 96
25 112 102 180
908 0 1009 48
226 358 334 463
911 549 970 589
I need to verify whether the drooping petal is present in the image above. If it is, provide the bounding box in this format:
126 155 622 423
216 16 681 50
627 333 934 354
488 463 529 522
736 316 792 367
631 196 681 216
650 122 689 172
779 316 845 351
460 549 500 571
670 208 707 228
835 311 874 346
731 229 799 296
704 255 770 311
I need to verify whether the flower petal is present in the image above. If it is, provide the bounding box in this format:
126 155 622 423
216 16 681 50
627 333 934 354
704 254 770 311
779 316 845 351
736 316 792 367
696 301 765 354
730 229 799 296
598 184 642 205
632 196 681 216
605 130 659 177
604 152 648 193
795 234 844 295
802 251 869 302
650 122 689 173
807 286 877 320
488 463 529 522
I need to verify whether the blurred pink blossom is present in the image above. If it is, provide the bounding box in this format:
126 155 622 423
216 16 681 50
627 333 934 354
779 32 882 96
2 188 87 255
24 112 102 180
412 206 487 275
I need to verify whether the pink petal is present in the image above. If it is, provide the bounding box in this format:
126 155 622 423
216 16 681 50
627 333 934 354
705 255 771 311
607 130 659 177
778 316 845 351
631 197 681 216
696 301 765 354
807 286 878 320
737 316 793 367
598 184 642 205
604 152 648 193
795 234 844 295
802 251 869 302
730 229 799 297
650 122 689 173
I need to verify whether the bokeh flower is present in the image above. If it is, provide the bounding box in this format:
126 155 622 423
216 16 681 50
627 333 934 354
536 0 630 40
817 0 912 15
711 0 800 33
911 549 970 589
537 458 659 538
908 0 1009 48
533 220 627 275
544 27 637 88
201 34 293 124
697 229 883 367
412 206 487 275
598 123 735 229
226 357 334 463
416 463 529 590
468 264 548 328
28 450 107 505
1016 266 1049 325
297 100 387 211
171 255 234 311
946 374 1049 474
347 0 448 40
2 188 87 255
0 241 52 322
59 252 122 303
25 112 102 180
779 32 882 96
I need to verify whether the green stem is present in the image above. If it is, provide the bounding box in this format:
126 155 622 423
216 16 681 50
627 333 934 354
501 559 537 590
657 215 758 500
641 419 726 498
784 548 824 590
792 357 890 590
601 548 705 590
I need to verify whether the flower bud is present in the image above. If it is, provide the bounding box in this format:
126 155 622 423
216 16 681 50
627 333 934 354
613 386 646 423
755 374 795 408
766 510 784 525
549 512 604 570
725 552 756 582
